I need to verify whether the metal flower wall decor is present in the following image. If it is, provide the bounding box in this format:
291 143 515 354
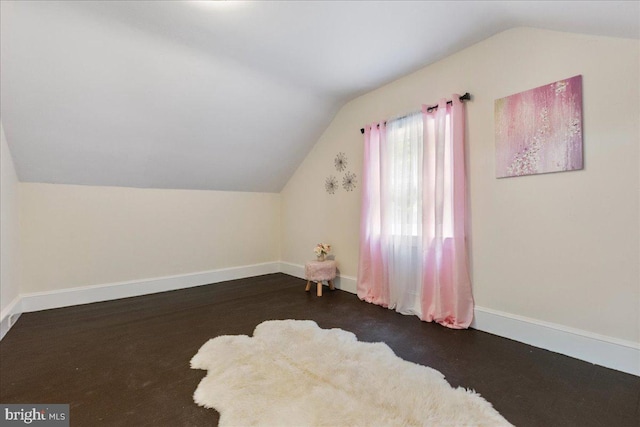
325 152 357 194
342 171 357 192
325 176 338 194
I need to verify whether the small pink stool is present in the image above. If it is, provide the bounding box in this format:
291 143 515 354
304 260 337 296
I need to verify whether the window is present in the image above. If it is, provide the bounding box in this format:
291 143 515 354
384 112 453 239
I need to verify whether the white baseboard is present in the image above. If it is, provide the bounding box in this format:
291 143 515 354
2 262 638 376
281 264 639 376
0 296 22 340
278 261 357 294
472 305 640 376
19 262 280 314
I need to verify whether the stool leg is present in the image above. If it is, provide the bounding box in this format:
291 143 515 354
329 280 335 290
317 281 322 297
305 280 311 292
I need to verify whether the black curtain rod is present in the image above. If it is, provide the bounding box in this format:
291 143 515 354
359 92 471 134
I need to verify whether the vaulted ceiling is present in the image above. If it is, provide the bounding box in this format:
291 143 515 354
1 1 638 192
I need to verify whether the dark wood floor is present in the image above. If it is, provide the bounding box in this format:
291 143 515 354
1 273 638 426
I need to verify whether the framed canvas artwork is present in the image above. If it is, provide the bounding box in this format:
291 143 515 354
495 75 583 178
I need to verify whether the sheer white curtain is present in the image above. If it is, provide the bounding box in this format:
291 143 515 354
383 113 424 316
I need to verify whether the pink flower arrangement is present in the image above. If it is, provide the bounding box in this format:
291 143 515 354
314 243 331 257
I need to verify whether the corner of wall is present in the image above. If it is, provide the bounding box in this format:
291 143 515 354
0 121 23 339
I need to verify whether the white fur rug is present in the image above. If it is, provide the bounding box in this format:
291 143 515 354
191 319 512 426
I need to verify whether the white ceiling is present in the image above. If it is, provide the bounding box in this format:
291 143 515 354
1 1 638 192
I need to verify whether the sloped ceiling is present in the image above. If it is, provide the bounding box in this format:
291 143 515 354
1 1 638 192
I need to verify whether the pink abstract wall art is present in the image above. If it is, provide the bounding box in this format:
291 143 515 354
495 75 583 178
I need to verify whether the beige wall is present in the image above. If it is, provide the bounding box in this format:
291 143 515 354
1 123 21 313
281 28 640 344
20 183 281 293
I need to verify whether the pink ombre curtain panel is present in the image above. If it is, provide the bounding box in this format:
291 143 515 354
357 95 474 329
